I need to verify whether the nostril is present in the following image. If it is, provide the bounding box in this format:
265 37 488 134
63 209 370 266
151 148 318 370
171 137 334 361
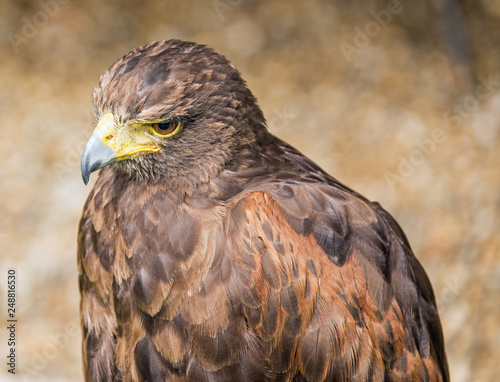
105 134 114 140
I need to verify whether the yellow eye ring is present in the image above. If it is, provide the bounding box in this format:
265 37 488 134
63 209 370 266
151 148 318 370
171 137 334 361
150 119 183 137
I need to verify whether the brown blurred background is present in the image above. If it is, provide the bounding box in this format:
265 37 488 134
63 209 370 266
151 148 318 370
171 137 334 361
0 0 499 380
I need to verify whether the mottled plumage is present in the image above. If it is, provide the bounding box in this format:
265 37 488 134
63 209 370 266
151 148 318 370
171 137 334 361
78 40 449 381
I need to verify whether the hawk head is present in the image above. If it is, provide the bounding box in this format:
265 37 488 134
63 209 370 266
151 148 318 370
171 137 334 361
81 40 265 186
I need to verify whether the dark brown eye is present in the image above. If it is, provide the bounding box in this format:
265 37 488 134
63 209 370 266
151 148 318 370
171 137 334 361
151 120 181 136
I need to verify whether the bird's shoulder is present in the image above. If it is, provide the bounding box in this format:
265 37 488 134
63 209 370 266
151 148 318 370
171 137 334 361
219 137 440 314
217 138 396 271
212 139 448 380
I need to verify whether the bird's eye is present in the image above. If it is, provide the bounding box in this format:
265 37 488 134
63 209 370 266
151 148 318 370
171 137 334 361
151 119 182 137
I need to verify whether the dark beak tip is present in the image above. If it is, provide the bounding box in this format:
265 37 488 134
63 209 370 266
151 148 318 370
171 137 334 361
82 173 90 185
81 154 94 185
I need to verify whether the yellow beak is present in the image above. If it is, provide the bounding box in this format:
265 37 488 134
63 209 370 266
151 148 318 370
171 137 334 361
80 113 160 184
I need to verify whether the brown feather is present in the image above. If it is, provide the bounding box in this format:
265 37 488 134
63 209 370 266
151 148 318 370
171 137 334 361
79 39 448 381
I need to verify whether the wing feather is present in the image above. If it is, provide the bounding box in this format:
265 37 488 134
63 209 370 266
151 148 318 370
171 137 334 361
224 185 448 381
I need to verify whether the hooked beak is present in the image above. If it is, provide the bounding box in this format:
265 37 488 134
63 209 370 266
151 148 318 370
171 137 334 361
81 113 163 185
81 113 118 185
81 113 162 185
81 132 117 185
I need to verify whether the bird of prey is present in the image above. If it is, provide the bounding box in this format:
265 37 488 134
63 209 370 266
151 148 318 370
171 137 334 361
79 40 449 382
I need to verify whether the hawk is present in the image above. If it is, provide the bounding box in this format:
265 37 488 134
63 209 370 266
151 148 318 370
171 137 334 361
79 40 449 381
